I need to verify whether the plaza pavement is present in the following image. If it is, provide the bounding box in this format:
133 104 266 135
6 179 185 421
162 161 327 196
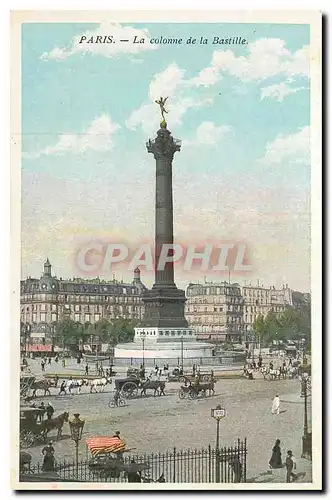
21 358 312 484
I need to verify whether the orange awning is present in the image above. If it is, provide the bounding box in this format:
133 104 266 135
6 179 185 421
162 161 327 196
86 436 126 456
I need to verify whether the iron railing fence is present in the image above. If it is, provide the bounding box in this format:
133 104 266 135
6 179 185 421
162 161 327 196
21 440 247 483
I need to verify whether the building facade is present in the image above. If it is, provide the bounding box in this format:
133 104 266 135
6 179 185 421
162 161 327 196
20 259 146 343
185 281 294 342
185 282 244 342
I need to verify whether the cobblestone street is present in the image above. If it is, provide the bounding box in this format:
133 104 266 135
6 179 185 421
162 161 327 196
22 359 312 483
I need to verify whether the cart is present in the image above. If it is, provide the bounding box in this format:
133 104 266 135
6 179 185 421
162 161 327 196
20 407 43 448
86 436 147 480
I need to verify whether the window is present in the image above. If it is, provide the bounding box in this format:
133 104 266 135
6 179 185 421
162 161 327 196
75 305 80 312
95 314 101 322
40 313 46 322
40 304 46 312
51 304 57 311
74 313 80 322
84 314 90 322
51 313 57 322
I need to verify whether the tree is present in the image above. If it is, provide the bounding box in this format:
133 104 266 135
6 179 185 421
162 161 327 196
55 319 85 348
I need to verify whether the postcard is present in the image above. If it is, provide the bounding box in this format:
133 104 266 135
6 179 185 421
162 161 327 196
11 10 322 490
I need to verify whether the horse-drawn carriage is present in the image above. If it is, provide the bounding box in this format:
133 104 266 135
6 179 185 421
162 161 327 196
20 407 69 448
178 377 216 400
20 407 44 448
114 376 166 399
86 436 149 480
20 375 36 399
170 368 213 383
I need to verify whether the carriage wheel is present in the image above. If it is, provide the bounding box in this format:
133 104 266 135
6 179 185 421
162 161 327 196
178 389 186 399
121 381 138 399
108 400 116 409
203 375 210 382
178 376 186 383
20 431 34 449
118 397 126 407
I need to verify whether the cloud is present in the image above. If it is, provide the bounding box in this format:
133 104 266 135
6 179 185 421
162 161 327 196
183 121 232 146
40 23 157 60
126 63 213 135
259 126 310 165
260 80 307 102
190 39 310 86
24 114 120 158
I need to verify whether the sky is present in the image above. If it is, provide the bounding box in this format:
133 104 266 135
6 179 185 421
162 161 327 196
21 22 311 292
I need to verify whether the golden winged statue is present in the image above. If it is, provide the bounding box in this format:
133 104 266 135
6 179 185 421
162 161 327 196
155 96 168 121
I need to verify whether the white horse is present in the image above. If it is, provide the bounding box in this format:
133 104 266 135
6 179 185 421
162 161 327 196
65 379 88 395
89 377 112 393
269 368 281 380
287 366 299 379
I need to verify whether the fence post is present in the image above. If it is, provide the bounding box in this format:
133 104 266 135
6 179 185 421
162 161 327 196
208 444 211 483
173 447 176 483
244 438 247 483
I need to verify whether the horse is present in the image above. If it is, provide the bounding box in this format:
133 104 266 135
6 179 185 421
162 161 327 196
287 366 299 379
39 411 69 441
260 366 270 380
89 377 112 393
140 380 166 397
194 380 215 397
269 368 281 380
65 379 88 395
31 379 53 397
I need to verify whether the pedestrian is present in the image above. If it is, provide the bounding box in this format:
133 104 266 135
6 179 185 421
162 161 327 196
59 380 66 396
85 363 89 376
269 361 274 371
48 357 51 365
46 402 55 420
95 362 99 374
285 450 296 482
271 395 280 415
38 402 46 422
269 439 283 469
62 357 66 368
42 441 55 472
258 354 262 368
127 459 141 483
192 364 196 376
41 359 45 372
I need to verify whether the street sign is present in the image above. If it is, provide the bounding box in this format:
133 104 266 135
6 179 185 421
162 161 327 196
211 408 226 420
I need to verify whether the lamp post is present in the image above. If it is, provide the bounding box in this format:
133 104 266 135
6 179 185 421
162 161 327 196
69 413 85 477
301 375 311 459
141 330 146 368
180 337 184 373
211 404 226 482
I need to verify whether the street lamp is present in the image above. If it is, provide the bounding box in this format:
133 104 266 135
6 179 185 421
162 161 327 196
211 404 226 482
301 375 311 459
69 413 85 477
141 330 146 368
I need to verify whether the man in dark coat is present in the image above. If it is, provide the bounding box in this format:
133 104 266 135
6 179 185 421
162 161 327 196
46 402 55 420
127 460 141 483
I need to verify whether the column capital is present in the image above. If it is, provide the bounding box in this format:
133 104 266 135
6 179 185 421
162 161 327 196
146 128 181 160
